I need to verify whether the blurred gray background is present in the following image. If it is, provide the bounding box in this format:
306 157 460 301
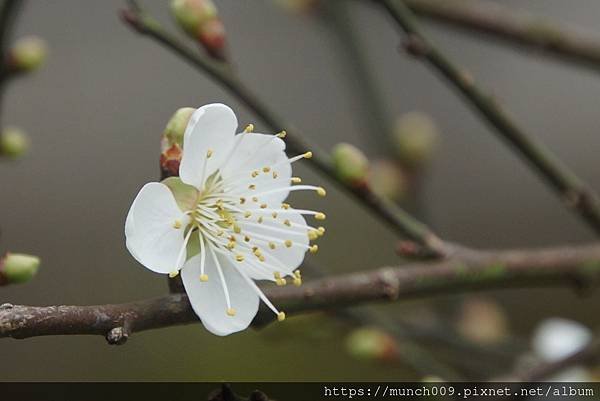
1 0 599 380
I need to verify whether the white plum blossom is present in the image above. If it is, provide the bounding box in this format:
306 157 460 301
125 103 325 336
532 318 592 382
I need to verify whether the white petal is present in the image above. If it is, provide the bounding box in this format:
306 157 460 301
532 318 592 361
221 133 292 205
238 209 309 277
125 182 188 274
180 104 237 189
182 251 259 336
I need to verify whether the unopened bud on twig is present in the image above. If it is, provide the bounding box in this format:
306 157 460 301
368 160 407 202
160 108 194 178
8 36 48 73
456 297 509 345
0 253 40 286
346 327 399 362
392 112 438 168
0 126 30 158
331 142 369 186
170 0 227 60
163 107 195 148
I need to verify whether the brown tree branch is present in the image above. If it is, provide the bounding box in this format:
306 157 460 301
2 243 600 343
119 3 448 257
404 0 600 74
379 0 600 236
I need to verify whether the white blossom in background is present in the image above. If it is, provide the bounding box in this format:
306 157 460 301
125 103 325 336
532 318 592 382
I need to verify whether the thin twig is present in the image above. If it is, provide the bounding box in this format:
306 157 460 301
2 242 600 342
119 3 448 257
404 0 600 74
378 0 600 236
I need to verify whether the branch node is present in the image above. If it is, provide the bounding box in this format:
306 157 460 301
401 34 429 57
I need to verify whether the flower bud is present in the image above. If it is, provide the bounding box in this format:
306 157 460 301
170 0 227 60
456 297 509 345
345 327 399 362
0 126 30 158
392 111 438 168
163 107 195 148
0 253 40 286
9 36 48 73
368 160 407 201
331 142 369 185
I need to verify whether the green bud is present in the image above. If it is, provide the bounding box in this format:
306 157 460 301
0 126 30 158
163 107 195 147
331 142 369 185
346 327 398 361
368 160 407 201
0 253 40 285
10 36 48 73
171 0 218 37
392 111 439 168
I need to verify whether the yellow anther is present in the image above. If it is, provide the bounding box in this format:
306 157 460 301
234 224 241 234
235 254 244 262
291 177 302 184
259 203 266 209
172 220 183 229
259 255 266 262
276 130 287 138
293 277 302 287
310 244 319 254
226 241 236 250
303 151 313 159
252 197 258 202
244 211 252 218
284 239 292 248
226 308 237 316
253 248 262 257
272 212 278 218
262 167 271 173
316 187 326 196
200 274 209 282
251 170 259 178
276 278 285 286
272 171 278 179
318 226 325 235
257 216 264 223
277 311 286 321
228 235 236 241
268 242 276 250
248 184 256 190
283 219 291 226
169 271 179 278
206 149 213 158
294 270 301 278
281 203 290 209
244 123 254 133
308 231 318 241
274 272 282 279
244 235 250 242
240 197 246 204
315 212 326 220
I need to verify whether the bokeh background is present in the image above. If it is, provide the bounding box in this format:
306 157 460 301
1 0 600 381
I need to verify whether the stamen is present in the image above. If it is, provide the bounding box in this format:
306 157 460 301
236 267 284 319
291 177 302 184
244 123 254 133
173 219 183 229
207 244 233 313
276 130 287 138
315 212 326 220
199 232 208 281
